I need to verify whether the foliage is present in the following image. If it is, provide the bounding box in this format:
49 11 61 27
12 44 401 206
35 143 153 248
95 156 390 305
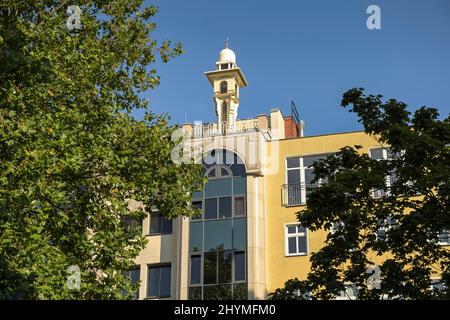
0 0 202 299
270 88 450 300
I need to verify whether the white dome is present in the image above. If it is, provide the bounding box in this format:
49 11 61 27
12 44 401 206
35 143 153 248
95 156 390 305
218 48 236 63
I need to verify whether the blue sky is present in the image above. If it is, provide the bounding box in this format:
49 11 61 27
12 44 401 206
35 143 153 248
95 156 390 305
135 0 450 136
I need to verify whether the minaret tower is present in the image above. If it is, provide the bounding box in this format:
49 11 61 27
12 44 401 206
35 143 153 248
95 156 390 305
205 39 248 132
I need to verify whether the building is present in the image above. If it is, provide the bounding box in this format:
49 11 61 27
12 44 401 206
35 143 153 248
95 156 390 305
129 44 450 300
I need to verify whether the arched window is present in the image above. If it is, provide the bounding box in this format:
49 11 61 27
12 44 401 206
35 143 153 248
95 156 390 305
220 81 228 94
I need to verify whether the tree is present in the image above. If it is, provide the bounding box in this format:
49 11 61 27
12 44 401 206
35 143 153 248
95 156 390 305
269 88 450 300
0 0 203 299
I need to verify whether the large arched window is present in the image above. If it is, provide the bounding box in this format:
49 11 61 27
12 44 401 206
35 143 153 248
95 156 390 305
220 81 228 94
189 149 247 300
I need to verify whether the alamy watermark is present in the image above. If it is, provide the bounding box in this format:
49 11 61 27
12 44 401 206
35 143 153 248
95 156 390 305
66 265 80 290
367 5 381 30
67 5 82 31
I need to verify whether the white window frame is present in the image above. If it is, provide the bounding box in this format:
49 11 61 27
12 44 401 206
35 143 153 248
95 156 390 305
285 223 309 256
285 153 332 206
438 230 450 246
430 278 447 292
375 217 397 242
369 147 393 198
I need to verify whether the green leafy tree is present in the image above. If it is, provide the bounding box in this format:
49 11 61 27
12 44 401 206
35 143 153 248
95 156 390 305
270 88 450 300
0 0 202 299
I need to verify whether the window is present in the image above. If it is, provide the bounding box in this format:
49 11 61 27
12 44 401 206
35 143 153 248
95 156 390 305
147 264 171 298
189 149 247 300
218 196 232 218
191 201 203 220
124 266 140 299
234 251 246 282
285 153 332 206
438 230 450 245
375 217 397 242
220 80 228 93
122 216 142 234
204 198 218 220
220 64 228 71
149 213 172 235
203 250 232 285
285 224 308 256
234 196 246 217
330 221 345 240
222 102 228 123
369 147 397 198
431 279 447 292
190 255 202 285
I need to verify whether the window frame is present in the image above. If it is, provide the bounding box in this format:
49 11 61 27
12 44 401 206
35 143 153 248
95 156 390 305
438 230 450 246
124 265 141 299
146 263 172 299
189 254 203 287
148 212 173 236
284 223 309 257
285 153 332 206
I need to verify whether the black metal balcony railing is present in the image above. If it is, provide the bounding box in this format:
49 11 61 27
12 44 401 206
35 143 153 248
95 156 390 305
282 183 320 206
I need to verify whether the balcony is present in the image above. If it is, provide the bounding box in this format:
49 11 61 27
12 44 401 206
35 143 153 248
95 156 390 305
282 183 320 206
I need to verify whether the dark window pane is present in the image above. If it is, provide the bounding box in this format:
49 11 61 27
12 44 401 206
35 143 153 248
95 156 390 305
287 226 297 234
298 236 307 254
208 168 216 177
234 252 246 282
305 168 315 184
147 267 159 297
218 251 232 283
130 267 140 284
203 284 232 300
192 201 202 220
150 214 161 234
233 177 246 194
124 267 140 299
189 222 203 252
297 225 306 233
192 190 203 199
370 148 384 160
204 198 218 220
218 197 232 218
233 218 247 250
287 170 300 185
234 196 246 217
159 266 171 297
150 214 172 235
189 286 202 300
287 157 300 168
303 154 330 167
221 168 230 176
148 265 171 298
288 237 297 254
162 218 173 234
204 219 232 251
205 179 232 197
230 163 246 177
190 255 201 285
204 252 217 285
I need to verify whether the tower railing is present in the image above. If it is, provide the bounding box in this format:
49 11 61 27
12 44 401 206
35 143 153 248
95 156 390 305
192 119 262 138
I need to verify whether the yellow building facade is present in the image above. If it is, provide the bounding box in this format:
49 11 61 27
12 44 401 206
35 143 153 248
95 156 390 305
128 44 448 300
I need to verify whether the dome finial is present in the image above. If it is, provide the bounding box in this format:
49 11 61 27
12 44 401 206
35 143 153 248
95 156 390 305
225 37 229 49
